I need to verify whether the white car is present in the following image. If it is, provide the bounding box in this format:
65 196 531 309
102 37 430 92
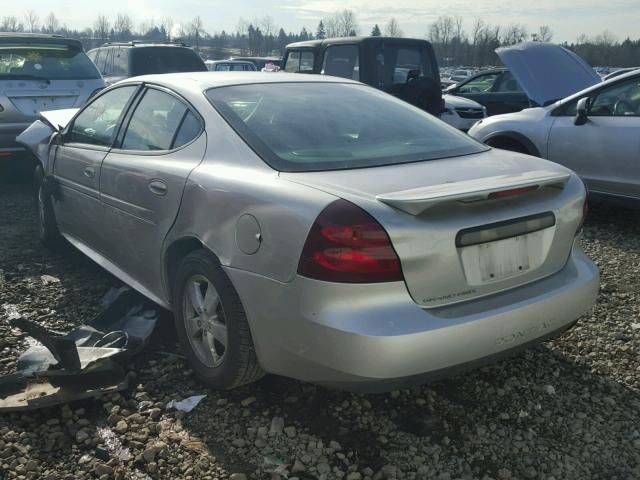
470 43 640 205
441 94 487 131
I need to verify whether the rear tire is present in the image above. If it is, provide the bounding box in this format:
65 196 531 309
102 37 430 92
34 166 63 248
172 249 264 389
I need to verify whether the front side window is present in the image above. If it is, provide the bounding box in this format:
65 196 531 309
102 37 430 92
284 51 314 73
206 83 486 172
69 86 137 146
121 89 189 151
321 45 359 81
589 78 640 117
494 71 523 93
0 44 101 80
458 73 499 94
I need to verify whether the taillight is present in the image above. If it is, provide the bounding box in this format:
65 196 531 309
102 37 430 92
298 199 403 283
576 196 588 235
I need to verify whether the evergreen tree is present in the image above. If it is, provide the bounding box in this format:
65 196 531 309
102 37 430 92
316 20 326 39
371 24 381 36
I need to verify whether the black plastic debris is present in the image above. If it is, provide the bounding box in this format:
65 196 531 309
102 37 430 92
0 287 159 412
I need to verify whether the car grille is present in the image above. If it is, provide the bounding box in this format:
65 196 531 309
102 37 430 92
455 108 485 119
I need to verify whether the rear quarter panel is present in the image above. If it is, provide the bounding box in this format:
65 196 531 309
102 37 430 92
163 109 337 291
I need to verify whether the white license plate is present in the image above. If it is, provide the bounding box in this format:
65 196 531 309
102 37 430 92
477 234 532 282
460 230 549 285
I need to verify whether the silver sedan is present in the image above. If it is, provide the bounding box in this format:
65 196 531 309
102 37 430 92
28 72 598 392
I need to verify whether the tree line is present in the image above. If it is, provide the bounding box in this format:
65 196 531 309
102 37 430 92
2 11 639 67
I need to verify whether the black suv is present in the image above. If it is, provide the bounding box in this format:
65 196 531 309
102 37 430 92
87 41 207 85
283 37 443 116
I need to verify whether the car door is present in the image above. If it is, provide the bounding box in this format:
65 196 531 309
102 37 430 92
99 86 206 294
547 76 640 199
453 71 529 116
52 85 139 250
452 72 501 114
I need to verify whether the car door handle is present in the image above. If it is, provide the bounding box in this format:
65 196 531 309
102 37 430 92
83 166 95 178
148 180 168 196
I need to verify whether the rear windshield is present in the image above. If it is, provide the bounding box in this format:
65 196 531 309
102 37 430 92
206 82 486 172
130 47 207 76
0 44 100 80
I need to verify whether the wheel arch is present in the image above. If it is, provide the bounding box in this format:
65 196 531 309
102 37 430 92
483 131 541 157
163 236 206 305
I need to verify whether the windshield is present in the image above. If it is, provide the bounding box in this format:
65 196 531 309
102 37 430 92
130 47 207 76
206 82 486 172
0 44 100 80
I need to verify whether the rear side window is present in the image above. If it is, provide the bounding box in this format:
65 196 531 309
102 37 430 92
373 43 436 90
321 45 359 81
121 89 189 151
69 86 137 146
206 83 485 172
284 51 314 73
0 44 101 80
173 111 201 148
112 48 128 76
130 47 207 76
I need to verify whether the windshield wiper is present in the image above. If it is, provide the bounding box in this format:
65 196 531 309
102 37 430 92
0 74 50 84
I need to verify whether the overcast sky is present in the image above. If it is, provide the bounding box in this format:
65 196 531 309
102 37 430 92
3 0 637 42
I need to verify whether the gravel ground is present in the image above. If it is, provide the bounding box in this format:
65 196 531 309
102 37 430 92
0 182 639 480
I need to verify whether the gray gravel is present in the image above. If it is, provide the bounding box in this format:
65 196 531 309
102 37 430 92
1 182 639 480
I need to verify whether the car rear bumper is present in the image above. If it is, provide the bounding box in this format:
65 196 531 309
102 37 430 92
225 243 598 392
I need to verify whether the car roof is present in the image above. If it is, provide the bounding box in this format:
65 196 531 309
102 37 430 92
286 36 431 49
119 71 359 93
96 41 191 48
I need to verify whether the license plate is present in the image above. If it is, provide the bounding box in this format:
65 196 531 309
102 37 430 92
477 234 532 282
460 230 549 285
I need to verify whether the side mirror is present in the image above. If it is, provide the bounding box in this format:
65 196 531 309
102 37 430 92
574 97 589 126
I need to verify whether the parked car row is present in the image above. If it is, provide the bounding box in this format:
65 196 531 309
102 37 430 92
6 32 637 393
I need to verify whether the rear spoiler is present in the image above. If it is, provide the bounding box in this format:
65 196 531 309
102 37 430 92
376 169 571 215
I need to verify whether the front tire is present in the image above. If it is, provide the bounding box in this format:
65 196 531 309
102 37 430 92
34 166 62 248
173 249 264 389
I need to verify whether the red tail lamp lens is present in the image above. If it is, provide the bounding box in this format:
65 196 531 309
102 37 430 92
298 199 403 283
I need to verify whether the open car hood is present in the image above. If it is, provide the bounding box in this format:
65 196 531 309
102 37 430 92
15 109 78 167
496 42 601 106
40 108 79 131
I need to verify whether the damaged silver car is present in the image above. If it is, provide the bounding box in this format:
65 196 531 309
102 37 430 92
19 72 598 392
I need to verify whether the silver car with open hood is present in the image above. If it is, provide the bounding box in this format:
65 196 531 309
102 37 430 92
20 72 598 392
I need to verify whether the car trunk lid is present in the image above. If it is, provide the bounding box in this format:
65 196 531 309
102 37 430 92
281 149 585 307
496 42 601 106
1 79 81 120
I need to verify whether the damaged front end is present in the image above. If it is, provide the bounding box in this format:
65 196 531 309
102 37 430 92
15 108 78 169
